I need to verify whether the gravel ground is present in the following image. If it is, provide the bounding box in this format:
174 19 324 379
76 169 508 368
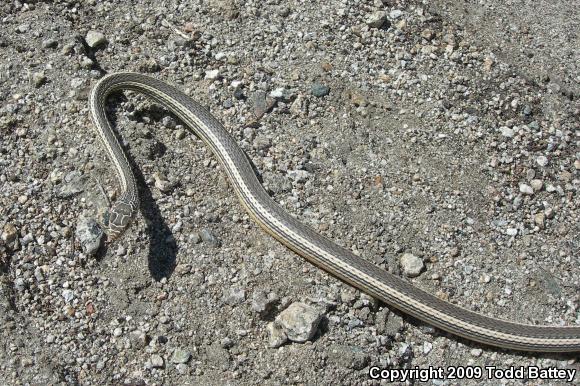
427 0 579 99
1 0 579 385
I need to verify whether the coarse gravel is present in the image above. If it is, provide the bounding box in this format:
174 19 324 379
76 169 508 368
0 0 579 385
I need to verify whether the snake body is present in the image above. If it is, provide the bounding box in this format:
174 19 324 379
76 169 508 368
90 72 580 352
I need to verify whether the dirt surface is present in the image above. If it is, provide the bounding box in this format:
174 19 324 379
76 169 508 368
427 0 579 99
1 0 579 385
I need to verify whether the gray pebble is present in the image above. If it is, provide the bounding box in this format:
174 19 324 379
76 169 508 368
200 228 220 247
56 171 84 198
252 91 275 118
85 30 107 48
205 69 220 80
389 10 404 19
170 349 191 364
150 354 164 369
62 289 74 303
251 290 278 315
16 24 30 33
223 287 246 305
311 83 330 97
519 183 534 195
32 72 47 88
400 253 424 277
500 126 514 137
530 179 543 191
129 330 149 348
266 322 288 348
536 155 549 167
14 278 26 292
1 223 18 245
275 302 323 343
75 217 103 255
386 314 405 337
189 232 202 244
366 11 389 29
506 228 518 236
42 38 58 49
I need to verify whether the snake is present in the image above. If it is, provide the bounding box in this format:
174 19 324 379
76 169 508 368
89 72 580 352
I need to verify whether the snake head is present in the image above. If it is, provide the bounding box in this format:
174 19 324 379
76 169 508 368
104 199 136 241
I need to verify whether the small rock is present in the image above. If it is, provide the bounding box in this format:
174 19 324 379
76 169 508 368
290 94 308 116
153 173 175 193
366 11 389 29
42 38 58 49
519 184 534 195
189 232 202 244
200 228 220 247
421 29 435 40
129 330 150 348
395 19 407 30
1 223 18 245
251 290 278 316
223 287 246 306
16 24 30 33
253 135 272 151
205 69 220 80
116 245 126 256
233 84 245 100
220 337 234 349
500 126 514 137
483 56 494 71
252 91 276 118
275 302 323 343
530 179 543 191
534 213 545 229
62 289 74 303
349 91 367 107
139 57 160 73
170 349 191 364
288 169 310 183
389 10 403 19
14 278 26 292
150 354 164 369
574 159 580 170
81 56 94 69
400 253 424 277
175 129 186 140
559 170 572 182
31 72 47 88
56 171 84 198
311 83 330 97
506 228 518 236
85 30 107 48
536 156 548 167
266 322 288 348
75 217 103 255
470 348 483 357
269 87 294 102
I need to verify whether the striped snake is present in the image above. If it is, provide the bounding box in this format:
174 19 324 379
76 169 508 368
90 72 580 352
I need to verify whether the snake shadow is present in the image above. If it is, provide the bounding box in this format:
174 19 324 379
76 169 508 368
131 158 178 281
103 95 178 281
